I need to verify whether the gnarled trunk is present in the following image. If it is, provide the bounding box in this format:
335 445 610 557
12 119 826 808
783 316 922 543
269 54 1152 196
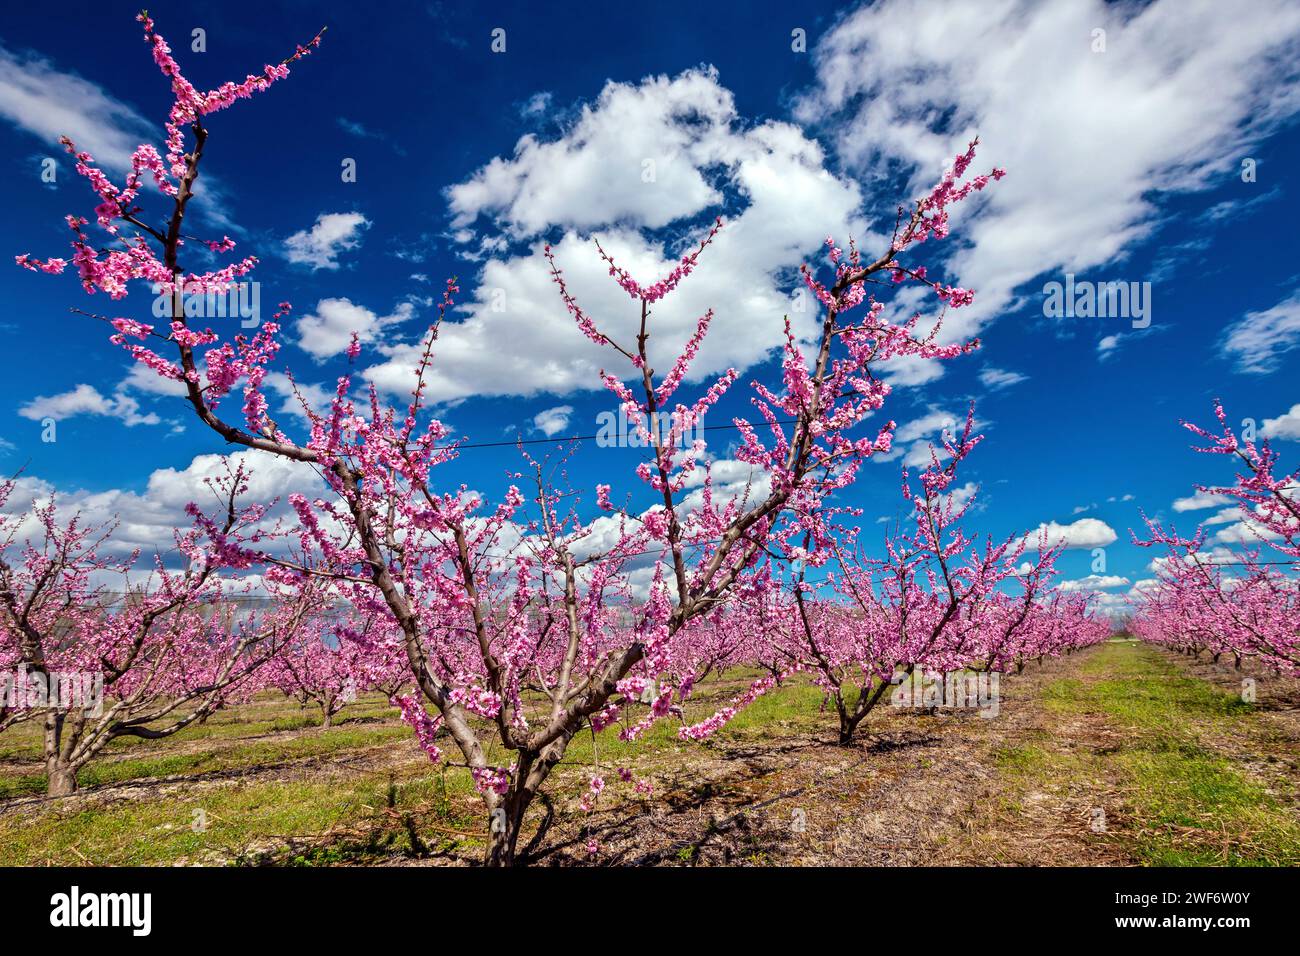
838 710 863 746
484 787 535 867
47 763 77 797
481 742 567 867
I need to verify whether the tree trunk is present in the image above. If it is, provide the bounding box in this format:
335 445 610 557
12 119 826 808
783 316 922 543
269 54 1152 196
44 710 78 796
47 764 77 797
837 712 853 745
481 746 565 867
484 789 534 867
838 701 868 745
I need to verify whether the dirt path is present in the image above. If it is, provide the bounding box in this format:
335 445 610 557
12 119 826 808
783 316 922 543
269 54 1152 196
546 641 1300 865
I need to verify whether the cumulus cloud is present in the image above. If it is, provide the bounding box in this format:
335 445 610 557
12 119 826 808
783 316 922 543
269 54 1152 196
1262 402 1300 441
379 68 863 403
946 481 979 511
1201 507 1241 527
17 383 160 427
1147 546 1239 573
1172 490 1232 512
875 407 980 467
284 212 370 270
1022 517 1117 551
1059 574 1131 592
796 0 1300 382
567 458 773 584
295 297 414 361
1214 519 1282 545
262 372 336 425
448 70 739 239
1 451 323 560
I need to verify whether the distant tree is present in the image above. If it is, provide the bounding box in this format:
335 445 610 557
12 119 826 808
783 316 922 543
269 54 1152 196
0 467 317 796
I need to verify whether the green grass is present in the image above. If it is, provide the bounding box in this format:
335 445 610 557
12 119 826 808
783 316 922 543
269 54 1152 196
1028 642 1300 865
0 722 416 800
0 769 485 866
0 677 821 865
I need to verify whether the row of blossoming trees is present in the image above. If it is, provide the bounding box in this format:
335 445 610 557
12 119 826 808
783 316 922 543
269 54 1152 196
1129 405 1300 676
4 14 1109 862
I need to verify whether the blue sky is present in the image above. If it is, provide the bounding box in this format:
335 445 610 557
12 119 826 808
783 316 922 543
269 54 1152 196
1 0 1299 610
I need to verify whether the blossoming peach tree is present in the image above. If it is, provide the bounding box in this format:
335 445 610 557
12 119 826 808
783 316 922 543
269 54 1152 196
0 467 319 796
1132 403 1300 674
263 611 409 727
727 408 1108 746
16 14 1004 862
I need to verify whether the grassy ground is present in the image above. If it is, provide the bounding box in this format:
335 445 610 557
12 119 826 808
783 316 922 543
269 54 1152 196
999 641 1300 865
0 641 1295 866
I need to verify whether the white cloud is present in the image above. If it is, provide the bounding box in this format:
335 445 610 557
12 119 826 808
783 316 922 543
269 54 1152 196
1023 517 1117 551
532 405 573 437
284 212 370 270
0 42 154 174
978 366 1027 389
1172 490 1231 512
0 42 240 231
568 458 773 578
120 361 188 398
396 68 864 403
449 69 737 238
295 297 414 361
875 407 980 467
1222 291 1300 374
1202 507 1240 527
796 0 1300 383
1147 546 1238 573
1214 519 1282 545
17 383 160 427
1059 574 1131 592
519 92 553 118
1262 402 1300 441
678 461 773 515
946 481 978 510
262 372 336 425
1 451 323 560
